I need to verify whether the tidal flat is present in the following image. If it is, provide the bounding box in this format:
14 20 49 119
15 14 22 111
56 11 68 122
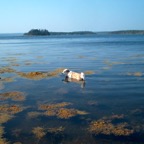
0 34 144 144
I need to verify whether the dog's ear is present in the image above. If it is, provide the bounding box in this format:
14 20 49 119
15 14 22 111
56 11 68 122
62 69 70 74
66 69 70 73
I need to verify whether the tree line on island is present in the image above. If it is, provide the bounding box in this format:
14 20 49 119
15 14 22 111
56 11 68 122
24 29 95 36
24 29 50 36
24 29 144 36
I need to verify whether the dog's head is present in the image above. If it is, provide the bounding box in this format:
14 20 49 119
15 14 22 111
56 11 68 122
62 69 70 75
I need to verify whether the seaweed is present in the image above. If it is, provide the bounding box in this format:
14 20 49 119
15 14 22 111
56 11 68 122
57 108 78 119
133 72 142 77
0 67 16 74
0 105 23 114
104 60 124 67
47 126 64 134
0 138 9 144
89 115 134 136
127 72 143 77
0 91 25 101
0 127 4 138
39 102 72 110
46 68 64 77
84 71 95 75
57 108 88 119
0 126 9 144
17 71 47 80
39 102 88 119
0 113 12 124
32 127 46 139
17 68 64 80
89 120 134 136
1 77 14 83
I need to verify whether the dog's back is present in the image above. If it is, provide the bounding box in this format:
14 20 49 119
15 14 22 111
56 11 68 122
69 71 85 81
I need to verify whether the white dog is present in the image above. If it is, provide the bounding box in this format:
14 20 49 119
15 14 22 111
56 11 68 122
62 69 85 81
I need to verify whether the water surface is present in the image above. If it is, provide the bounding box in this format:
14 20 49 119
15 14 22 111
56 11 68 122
0 34 144 144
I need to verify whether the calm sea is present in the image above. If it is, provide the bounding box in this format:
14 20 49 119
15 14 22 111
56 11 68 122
0 33 144 144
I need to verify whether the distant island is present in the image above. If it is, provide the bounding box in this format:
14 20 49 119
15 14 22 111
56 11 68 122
50 31 96 35
24 29 144 36
24 29 50 36
110 30 144 35
24 29 96 36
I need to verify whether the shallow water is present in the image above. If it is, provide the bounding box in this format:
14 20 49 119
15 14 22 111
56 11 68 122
0 34 144 144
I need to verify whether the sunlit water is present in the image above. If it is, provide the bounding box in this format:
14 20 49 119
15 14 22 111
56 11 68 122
0 34 144 144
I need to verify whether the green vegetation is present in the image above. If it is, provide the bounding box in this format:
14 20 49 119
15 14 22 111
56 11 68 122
24 29 144 36
24 29 96 36
24 29 50 36
50 31 96 35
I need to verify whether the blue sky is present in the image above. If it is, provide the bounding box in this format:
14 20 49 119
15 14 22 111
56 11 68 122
0 0 144 33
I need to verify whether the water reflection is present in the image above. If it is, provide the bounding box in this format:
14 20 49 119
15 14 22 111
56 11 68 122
62 77 86 88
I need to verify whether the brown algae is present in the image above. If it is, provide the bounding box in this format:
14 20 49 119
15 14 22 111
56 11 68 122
0 105 23 114
17 71 47 80
32 127 46 139
46 68 64 77
84 70 95 75
0 126 9 144
0 125 9 144
57 108 88 119
127 72 143 77
104 60 124 67
17 68 64 80
57 108 78 119
39 102 88 119
47 126 64 134
0 126 4 138
133 72 143 77
0 113 12 124
39 102 72 110
1 77 14 83
89 115 134 136
0 67 16 74
89 120 134 136
0 91 25 101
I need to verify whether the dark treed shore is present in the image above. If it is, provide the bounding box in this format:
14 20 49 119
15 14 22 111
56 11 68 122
24 29 144 36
